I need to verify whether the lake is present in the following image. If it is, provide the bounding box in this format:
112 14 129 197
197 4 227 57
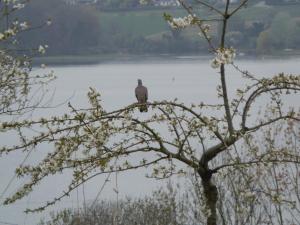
0 58 299 225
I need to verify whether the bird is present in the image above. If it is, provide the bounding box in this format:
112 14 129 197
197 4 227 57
135 79 148 112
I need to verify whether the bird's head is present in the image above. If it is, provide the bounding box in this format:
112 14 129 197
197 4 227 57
138 79 142 86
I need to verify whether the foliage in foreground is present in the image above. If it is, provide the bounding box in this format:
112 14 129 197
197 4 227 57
0 1 300 225
38 184 189 225
40 119 300 225
0 1 54 117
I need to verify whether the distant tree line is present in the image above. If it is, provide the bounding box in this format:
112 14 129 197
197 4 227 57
11 0 210 56
13 0 101 55
220 10 300 55
256 12 300 54
96 0 142 10
7 0 300 57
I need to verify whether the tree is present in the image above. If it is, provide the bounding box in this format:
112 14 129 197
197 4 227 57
0 1 55 210
16 0 103 55
0 1 54 117
34 117 300 225
1 1 300 225
186 116 300 225
256 29 272 54
268 12 291 49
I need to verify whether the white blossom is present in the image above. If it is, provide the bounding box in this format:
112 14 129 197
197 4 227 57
20 22 29 30
23 61 30 67
46 19 52 26
38 45 46 54
13 3 25 9
0 33 5 40
202 24 210 33
210 47 236 69
139 0 148 5
4 28 16 36
168 14 195 29
12 20 19 26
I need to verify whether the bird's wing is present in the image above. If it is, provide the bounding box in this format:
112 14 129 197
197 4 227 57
135 87 138 100
145 87 148 101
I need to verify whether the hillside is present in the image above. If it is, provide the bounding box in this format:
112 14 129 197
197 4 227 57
96 3 300 55
11 0 300 58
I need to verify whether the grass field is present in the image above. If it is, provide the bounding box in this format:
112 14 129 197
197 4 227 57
99 9 188 36
98 7 217 37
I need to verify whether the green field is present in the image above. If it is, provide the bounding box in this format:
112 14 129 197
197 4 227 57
99 10 170 36
98 7 215 37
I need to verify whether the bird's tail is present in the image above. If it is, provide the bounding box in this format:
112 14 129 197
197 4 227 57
139 103 148 113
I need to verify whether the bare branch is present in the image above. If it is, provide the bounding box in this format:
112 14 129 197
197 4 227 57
229 0 249 17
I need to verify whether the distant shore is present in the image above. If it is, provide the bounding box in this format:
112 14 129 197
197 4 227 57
33 51 300 66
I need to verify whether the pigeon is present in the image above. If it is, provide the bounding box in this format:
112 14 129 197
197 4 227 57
135 79 148 112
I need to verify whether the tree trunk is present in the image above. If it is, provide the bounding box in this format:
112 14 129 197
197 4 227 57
201 175 218 225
